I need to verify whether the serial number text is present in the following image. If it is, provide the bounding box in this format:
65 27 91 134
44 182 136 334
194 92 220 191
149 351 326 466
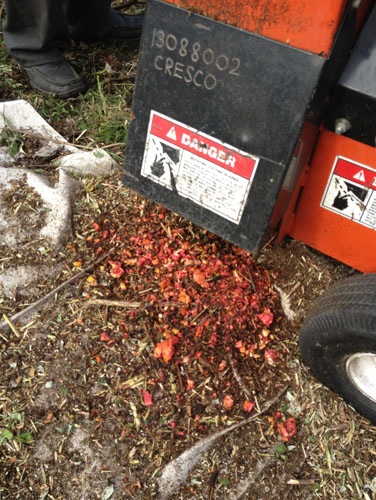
150 29 241 90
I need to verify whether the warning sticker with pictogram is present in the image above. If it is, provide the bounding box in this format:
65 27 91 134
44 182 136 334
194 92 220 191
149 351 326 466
140 111 259 224
321 156 376 229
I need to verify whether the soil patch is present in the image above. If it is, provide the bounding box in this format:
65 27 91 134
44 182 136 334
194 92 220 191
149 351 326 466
1 161 375 499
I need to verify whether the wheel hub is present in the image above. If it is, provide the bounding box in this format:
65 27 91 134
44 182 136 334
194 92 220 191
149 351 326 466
346 353 376 403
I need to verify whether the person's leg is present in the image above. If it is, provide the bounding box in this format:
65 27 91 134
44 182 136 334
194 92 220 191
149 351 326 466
2 0 86 97
65 0 110 42
2 0 69 66
66 0 143 43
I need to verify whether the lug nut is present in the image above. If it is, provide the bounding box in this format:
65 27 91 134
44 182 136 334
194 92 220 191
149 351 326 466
335 118 351 135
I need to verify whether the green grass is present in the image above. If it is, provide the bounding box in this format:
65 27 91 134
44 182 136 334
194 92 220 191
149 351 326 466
0 28 139 160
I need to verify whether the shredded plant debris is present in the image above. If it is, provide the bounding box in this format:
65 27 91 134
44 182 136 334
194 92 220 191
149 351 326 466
1 0 375 496
1 174 375 499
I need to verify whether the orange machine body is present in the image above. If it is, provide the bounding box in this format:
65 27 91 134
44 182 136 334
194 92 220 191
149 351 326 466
287 130 376 273
163 0 371 55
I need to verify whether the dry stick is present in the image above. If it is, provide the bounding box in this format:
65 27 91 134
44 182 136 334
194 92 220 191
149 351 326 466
2 313 21 338
157 385 288 500
0 250 113 332
280 454 309 499
227 355 253 401
227 443 277 500
83 299 182 309
84 299 143 308
6 129 89 150
207 469 219 500
287 479 315 486
8 128 123 155
274 283 300 321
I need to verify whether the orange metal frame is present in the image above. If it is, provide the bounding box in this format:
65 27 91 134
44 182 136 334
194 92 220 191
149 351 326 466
163 0 349 56
286 130 376 273
163 0 375 54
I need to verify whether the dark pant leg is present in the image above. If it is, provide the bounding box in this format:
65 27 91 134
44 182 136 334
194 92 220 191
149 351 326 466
65 0 112 42
2 0 70 66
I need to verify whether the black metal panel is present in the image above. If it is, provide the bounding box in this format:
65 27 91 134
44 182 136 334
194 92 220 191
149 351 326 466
123 0 326 252
324 5 376 146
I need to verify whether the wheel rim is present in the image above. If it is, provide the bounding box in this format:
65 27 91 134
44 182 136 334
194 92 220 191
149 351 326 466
346 353 376 403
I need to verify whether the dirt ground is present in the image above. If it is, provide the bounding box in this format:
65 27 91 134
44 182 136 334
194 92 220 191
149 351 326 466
1 138 375 499
0 3 375 496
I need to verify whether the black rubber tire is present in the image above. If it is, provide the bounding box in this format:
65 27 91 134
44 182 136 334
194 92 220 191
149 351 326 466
299 273 376 424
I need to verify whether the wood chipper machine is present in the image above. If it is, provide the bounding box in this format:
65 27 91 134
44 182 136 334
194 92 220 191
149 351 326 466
123 0 376 424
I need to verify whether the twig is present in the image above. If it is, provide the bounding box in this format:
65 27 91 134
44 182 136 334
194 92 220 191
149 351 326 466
1 313 21 337
207 469 219 500
96 142 125 150
280 453 309 499
274 283 300 321
227 355 253 401
83 299 182 309
84 299 143 308
5 128 90 151
226 443 277 500
0 250 113 332
190 306 209 323
157 385 288 500
248 267 257 293
287 479 316 485
6 128 120 154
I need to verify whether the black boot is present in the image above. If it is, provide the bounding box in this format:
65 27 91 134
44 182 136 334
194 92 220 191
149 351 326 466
24 59 86 98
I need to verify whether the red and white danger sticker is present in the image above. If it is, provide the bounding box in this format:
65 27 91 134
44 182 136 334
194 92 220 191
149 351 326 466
141 111 259 224
321 156 376 229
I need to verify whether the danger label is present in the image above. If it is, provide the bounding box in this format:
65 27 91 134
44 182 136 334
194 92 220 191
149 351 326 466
141 111 259 224
321 156 376 230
